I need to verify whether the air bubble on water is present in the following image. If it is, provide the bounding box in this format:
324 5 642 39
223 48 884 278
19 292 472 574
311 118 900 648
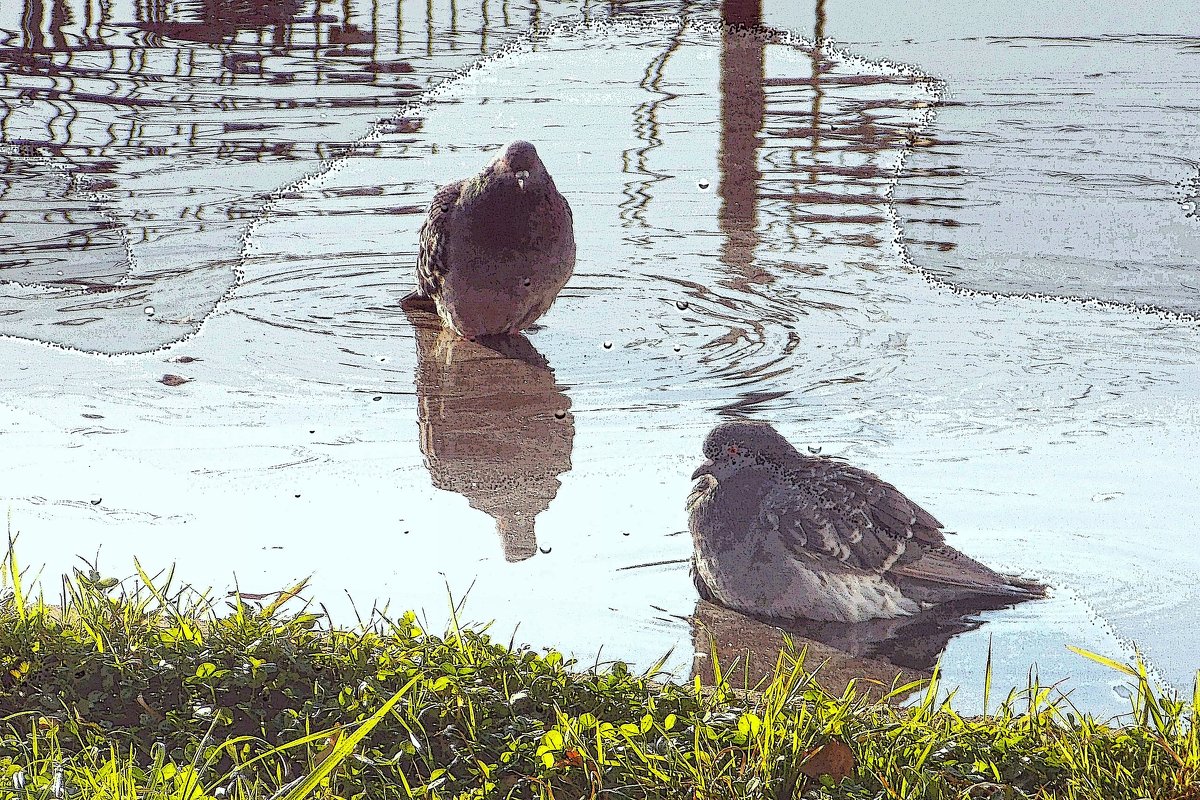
697 179 710 190
602 341 613 349
90 496 101 505
372 395 382 401
56 270 63 276
673 344 682 352
676 300 689 310
807 445 822 454
144 306 155 316
622 531 630 537
554 409 566 419
539 545 552 554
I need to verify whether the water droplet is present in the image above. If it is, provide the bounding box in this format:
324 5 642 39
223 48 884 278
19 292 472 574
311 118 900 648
697 179 710 190
90 496 102 505
539 545 552 554
807 445 822 454
294 494 301 499
554 409 566 420
56 270 63 276
673 344 682 352
309 430 316 434
676 300 689 310
602 341 613 350
622 531 630 537
522 277 531 287
372 395 382 401
144 306 155 316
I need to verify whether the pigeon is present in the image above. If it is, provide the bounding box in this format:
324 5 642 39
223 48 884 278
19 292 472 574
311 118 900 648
403 141 575 338
688 420 1045 624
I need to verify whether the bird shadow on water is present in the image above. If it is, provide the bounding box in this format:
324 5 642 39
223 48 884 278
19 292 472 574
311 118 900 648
406 308 575 562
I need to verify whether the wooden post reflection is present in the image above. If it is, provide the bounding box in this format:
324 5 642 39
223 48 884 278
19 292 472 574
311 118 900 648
809 0 825 182
718 0 764 276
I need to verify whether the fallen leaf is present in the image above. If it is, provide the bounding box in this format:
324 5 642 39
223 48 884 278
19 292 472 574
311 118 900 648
798 740 855 783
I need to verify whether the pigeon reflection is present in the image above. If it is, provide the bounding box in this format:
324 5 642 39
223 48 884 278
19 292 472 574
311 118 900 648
690 598 1007 695
407 309 574 561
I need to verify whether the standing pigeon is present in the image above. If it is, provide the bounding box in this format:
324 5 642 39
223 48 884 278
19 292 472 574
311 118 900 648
403 141 575 338
688 420 1045 624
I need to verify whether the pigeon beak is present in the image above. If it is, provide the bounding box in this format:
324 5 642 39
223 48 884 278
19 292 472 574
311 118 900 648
691 459 715 480
515 169 529 190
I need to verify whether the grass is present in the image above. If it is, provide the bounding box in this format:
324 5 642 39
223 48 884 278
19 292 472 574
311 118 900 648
1 539 1198 800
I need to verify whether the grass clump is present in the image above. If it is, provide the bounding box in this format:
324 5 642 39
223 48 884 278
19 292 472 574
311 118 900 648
1 541 1198 800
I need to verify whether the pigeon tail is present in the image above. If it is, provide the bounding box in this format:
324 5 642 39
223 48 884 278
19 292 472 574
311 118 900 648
889 547 1046 606
400 290 437 312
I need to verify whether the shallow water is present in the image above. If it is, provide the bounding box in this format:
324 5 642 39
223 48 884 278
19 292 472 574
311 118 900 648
2 1 1199 716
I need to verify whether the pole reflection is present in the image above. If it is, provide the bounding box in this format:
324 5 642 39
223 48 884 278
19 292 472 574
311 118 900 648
716 0 764 281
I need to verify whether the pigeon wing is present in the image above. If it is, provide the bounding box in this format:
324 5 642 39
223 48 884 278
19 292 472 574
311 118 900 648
415 179 465 298
761 461 946 574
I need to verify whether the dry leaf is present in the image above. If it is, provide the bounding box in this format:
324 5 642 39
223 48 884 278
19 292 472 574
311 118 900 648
799 740 855 783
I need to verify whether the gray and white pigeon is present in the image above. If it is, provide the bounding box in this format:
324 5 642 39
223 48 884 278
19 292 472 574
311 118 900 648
688 421 1045 624
403 141 575 338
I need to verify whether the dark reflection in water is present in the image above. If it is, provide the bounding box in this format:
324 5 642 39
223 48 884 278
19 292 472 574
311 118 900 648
407 309 575 562
137 0 303 45
692 596 1023 694
717 4 764 282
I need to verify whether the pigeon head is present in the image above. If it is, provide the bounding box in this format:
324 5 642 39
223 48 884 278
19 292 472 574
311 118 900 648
492 140 549 191
692 420 796 481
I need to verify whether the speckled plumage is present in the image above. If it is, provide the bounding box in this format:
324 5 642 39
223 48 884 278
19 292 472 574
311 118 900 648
404 141 575 338
688 421 1045 623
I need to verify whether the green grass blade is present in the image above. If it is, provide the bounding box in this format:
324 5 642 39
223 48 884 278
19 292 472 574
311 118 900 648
274 674 420 800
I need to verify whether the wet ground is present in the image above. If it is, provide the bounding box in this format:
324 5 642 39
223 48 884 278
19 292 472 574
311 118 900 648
2 0 1198 716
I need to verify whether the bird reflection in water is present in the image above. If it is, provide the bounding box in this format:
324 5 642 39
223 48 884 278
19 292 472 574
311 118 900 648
406 309 574 562
691 597 1016 697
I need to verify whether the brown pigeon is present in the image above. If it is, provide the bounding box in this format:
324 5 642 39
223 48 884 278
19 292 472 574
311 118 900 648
403 141 575 338
688 420 1045 623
